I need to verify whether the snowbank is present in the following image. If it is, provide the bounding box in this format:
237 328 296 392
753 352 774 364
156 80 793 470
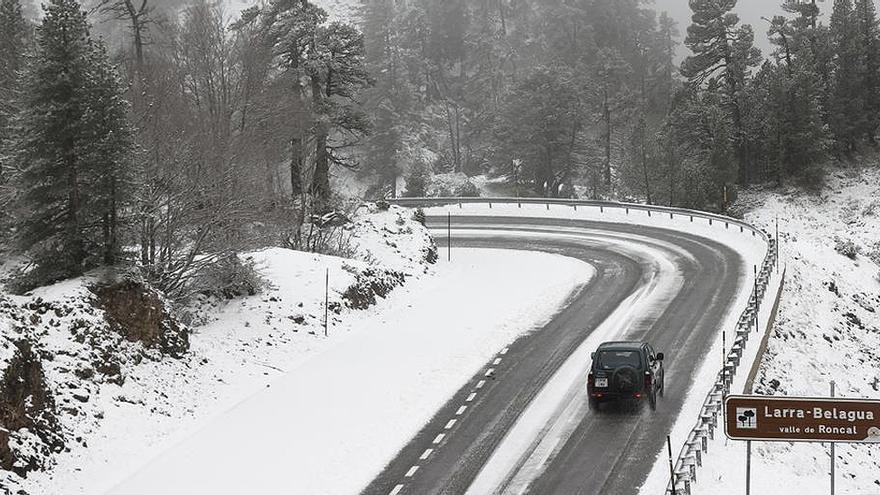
0 204 438 495
691 167 880 494
100 249 593 495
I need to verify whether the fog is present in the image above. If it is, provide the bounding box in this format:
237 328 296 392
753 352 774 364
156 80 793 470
653 0 830 60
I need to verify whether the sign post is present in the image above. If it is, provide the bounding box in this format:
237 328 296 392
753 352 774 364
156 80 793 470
746 440 751 495
830 382 836 495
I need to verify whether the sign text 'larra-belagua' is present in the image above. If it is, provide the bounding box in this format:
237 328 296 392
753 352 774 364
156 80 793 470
725 395 880 443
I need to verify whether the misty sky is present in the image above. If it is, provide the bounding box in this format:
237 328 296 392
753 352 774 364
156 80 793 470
654 0 825 60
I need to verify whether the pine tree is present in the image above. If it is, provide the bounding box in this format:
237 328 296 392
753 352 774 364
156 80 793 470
361 0 410 198
681 0 761 184
762 15 830 182
11 0 133 284
259 1 370 211
494 67 585 197
828 0 864 151
309 21 372 209
854 0 880 141
0 0 28 180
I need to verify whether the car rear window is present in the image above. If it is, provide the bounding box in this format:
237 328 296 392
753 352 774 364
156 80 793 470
595 350 641 370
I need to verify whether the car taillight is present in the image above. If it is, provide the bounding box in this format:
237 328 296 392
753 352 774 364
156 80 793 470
588 373 594 389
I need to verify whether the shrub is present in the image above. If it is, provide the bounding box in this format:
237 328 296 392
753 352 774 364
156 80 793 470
455 181 481 197
868 242 880 265
834 237 861 260
191 255 266 300
342 269 407 310
404 161 432 198
796 163 826 193
412 208 426 226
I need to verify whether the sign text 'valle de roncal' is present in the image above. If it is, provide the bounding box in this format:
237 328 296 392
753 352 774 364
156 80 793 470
725 395 880 443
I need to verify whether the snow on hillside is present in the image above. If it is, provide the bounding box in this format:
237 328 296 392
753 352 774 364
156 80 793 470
98 249 593 495
694 166 880 494
0 204 436 495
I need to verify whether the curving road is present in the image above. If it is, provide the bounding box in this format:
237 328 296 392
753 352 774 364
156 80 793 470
361 215 746 495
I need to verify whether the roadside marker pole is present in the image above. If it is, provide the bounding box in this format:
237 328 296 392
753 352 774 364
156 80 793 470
667 435 677 495
722 329 727 396
830 381 836 495
324 268 329 337
447 212 451 262
775 216 780 271
753 265 759 311
753 265 759 333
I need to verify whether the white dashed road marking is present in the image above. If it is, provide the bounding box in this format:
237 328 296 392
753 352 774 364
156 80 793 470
389 484 404 495
445 419 457 430
405 466 419 478
493 358 502 365
485 368 495 377
501 347 509 355
456 406 467 415
466 393 476 402
419 448 433 460
433 433 445 444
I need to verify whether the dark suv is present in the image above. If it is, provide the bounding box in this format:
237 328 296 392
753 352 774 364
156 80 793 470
587 341 665 411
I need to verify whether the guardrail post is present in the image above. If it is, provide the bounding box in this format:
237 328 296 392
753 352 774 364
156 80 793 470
648 210 652 218
670 212 674 220
573 204 577 211
546 203 550 210
725 222 729 229
600 205 604 213
626 207 629 215
709 218 713 226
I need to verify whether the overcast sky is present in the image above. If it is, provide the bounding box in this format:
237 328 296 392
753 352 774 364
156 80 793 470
653 0 826 60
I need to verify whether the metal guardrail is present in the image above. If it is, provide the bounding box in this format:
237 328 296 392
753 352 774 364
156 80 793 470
388 197 779 495
387 197 769 244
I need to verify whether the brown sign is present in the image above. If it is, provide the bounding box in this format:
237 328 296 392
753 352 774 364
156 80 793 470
725 395 880 443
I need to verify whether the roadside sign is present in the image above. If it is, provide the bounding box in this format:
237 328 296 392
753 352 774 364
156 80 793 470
725 395 880 443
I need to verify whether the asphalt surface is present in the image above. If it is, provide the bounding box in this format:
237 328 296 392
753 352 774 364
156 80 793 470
360 215 745 495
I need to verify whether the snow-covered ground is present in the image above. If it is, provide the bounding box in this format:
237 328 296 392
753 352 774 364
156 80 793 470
0 205 436 494
98 249 592 495
1 204 593 495
688 167 880 494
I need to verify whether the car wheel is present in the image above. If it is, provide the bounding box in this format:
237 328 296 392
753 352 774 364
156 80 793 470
649 389 657 411
589 397 601 413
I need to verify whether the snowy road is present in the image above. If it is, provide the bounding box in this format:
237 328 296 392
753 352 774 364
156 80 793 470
362 215 748 495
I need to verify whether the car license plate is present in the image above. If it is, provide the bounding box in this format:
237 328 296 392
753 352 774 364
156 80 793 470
595 378 608 388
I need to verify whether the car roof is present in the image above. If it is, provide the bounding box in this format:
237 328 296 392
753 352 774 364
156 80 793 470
596 341 646 351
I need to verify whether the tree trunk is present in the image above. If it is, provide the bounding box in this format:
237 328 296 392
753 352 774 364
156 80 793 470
603 89 612 190
640 133 653 204
311 126 331 209
291 136 304 197
66 152 84 273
